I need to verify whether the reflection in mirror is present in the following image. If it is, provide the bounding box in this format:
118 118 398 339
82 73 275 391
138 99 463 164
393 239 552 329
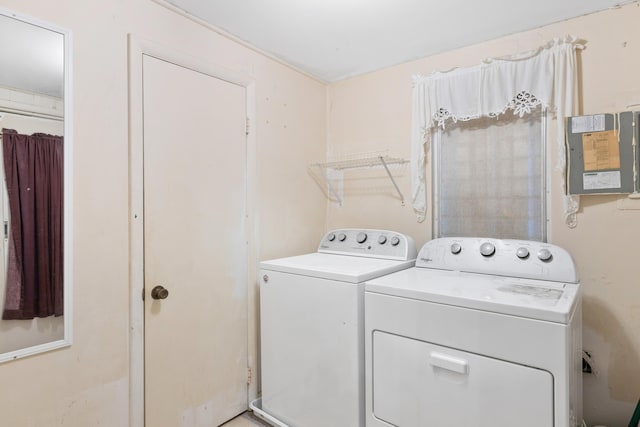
0 9 71 362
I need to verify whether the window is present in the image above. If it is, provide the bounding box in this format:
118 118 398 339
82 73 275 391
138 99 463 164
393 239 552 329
411 38 581 227
433 107 547 241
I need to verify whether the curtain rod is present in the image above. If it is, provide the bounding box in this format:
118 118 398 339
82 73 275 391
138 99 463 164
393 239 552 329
0 107 64 122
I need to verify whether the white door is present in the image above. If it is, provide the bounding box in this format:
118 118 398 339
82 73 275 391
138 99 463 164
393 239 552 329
142 54 248 427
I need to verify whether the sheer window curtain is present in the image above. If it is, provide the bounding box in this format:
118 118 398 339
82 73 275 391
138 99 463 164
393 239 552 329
436 110 545 240
411 36 582 226
2 128 64 320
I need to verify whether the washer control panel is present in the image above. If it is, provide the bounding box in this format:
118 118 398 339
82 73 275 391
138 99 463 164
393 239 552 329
318 229 417 261
418 237 578 283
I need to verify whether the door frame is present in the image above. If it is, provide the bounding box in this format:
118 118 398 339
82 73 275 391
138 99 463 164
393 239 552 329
127 35 258 427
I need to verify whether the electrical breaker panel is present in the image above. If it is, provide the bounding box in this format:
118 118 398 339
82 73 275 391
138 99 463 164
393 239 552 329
566 112 637 195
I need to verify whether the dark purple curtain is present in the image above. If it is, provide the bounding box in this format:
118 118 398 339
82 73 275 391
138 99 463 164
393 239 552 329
2 128 63 320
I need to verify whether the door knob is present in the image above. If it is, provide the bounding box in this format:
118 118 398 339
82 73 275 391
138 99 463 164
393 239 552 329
151 285 169 300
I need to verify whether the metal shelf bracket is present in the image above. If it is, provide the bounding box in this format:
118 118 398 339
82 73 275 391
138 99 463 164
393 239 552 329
310 153 408 206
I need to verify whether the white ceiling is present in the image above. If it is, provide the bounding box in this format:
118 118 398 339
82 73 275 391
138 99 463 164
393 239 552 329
167 0 635 82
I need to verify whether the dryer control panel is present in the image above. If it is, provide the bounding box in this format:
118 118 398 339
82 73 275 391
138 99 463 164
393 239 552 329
416 237 578 283
318 229 417 261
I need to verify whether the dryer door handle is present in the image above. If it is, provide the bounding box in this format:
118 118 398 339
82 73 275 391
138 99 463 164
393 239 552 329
429 352 469 375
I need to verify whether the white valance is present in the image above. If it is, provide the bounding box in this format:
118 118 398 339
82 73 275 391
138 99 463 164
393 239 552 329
411 36 583 227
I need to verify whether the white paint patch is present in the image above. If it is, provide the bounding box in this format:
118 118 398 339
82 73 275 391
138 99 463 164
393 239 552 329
25 377 129 426
326 168 344 205
583 327 638 426
181 395 243 427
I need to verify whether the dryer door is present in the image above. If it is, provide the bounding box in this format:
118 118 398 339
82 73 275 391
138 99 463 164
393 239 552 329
372 331 553 427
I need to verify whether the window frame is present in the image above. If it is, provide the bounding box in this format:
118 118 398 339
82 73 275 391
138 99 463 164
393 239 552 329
431 108 551 242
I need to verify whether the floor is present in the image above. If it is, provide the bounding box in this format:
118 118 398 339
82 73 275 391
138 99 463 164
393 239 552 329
221 411 272 427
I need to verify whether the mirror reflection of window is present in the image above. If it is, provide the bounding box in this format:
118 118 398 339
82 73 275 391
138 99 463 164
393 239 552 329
0 11 67 356
2 128 64 320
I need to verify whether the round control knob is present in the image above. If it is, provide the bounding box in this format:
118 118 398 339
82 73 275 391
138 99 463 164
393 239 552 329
338 233 346 242
450 242 462 254
537 248 553 262
516 247 529 259
479 242 495 257
378 235 387 245
356 232 368 244
390 236 401 246
327 233 336 242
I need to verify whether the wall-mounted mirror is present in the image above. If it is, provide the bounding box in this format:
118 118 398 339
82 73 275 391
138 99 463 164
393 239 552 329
0 8 72 362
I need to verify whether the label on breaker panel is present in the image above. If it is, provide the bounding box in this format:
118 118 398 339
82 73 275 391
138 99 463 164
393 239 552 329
583 171 621 190
572 114 605 133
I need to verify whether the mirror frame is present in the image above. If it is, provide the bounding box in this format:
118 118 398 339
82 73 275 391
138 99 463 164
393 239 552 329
0 7 73 363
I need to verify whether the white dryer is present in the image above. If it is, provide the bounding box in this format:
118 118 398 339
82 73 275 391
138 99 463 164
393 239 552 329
365 237 582 427
257 229 416 427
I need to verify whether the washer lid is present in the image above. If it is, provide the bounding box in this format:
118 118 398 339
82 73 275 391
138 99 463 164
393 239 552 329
365 268 580 323
260 253 416 283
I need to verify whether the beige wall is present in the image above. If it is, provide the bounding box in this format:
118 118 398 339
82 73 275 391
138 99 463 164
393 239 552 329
1 0 638 425
326 4 640 426
0 0 326 425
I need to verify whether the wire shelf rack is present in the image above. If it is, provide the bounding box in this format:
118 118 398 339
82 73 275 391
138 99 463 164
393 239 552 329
310 151 409 206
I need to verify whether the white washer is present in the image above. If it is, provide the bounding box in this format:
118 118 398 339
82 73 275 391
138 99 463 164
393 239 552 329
365 237 582 427
258 229 417 427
